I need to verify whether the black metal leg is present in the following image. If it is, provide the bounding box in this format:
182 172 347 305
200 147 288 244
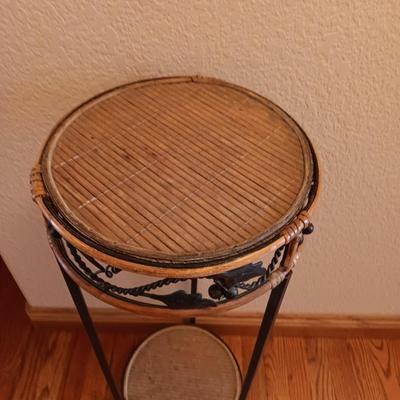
58 264 123 400
189 279 198 324
184 278 198 325
239 271 292 400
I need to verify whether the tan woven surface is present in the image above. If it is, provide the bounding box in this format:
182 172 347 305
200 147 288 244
123 325 241 400
41 77 313 262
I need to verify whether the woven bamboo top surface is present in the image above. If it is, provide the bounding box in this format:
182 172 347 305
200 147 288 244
40 76 314 265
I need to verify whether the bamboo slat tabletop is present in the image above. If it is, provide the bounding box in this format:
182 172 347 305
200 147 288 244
39 76 314 264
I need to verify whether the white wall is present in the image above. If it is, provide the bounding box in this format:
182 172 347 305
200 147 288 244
1 0 399 314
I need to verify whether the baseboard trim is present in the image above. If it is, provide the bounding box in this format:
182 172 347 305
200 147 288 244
25 304 400 337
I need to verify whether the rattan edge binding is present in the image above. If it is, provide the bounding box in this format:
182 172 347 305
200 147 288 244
33 195 315 278
31 154 317 277
264 233 301 290
30 164 46 202
42 201 309 282
281 211 310 244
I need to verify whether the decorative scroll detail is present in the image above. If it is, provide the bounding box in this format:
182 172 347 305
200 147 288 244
212 261 265 289
66 242 187 296
208 247 284 299
84 254 121 278
147 291 216 309
61 239 290 310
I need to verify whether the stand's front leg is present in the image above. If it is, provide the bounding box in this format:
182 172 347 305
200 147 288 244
239 271 292 400
58 264 123 400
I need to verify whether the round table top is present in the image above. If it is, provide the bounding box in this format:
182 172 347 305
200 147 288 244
39 76 315 267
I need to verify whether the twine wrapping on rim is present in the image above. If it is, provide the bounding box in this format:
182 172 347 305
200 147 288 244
281 211 311 244
30 164 46 202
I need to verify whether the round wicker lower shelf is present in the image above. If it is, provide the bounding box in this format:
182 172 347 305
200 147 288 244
123 325 242 400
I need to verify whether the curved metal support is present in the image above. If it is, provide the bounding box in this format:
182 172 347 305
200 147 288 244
49 223 312 400
51 227 286 311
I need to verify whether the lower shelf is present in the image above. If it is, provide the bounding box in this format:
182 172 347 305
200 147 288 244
123 325 241 400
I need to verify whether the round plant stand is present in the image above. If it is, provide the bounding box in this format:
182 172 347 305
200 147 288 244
30 76 320 400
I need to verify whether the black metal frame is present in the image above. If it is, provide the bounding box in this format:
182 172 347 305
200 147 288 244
50 229 304 400
58 262 291 400
59 236 285 312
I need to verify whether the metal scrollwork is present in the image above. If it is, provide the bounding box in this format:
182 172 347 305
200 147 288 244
208 247 284 299
62 239 286 310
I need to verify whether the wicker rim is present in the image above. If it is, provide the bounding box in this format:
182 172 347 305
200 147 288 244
32 76 320 275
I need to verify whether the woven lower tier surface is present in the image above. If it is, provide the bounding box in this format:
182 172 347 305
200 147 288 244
123 325 241 400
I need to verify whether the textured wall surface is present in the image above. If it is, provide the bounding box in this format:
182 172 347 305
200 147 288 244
1 0 399 314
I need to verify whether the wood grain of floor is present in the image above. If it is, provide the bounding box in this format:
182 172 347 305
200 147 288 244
1 260 399 400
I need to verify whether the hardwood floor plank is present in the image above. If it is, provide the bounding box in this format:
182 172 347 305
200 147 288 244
306 337 342 400
389 339 400 389
260 337 289 400
346 338 399 400
322 338 363 400
60 331 92 400
0 260 33 399
11 330 74 400
281 337 312 400
77 333 115 400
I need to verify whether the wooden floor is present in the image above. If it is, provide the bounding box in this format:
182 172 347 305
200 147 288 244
1 260 400 400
